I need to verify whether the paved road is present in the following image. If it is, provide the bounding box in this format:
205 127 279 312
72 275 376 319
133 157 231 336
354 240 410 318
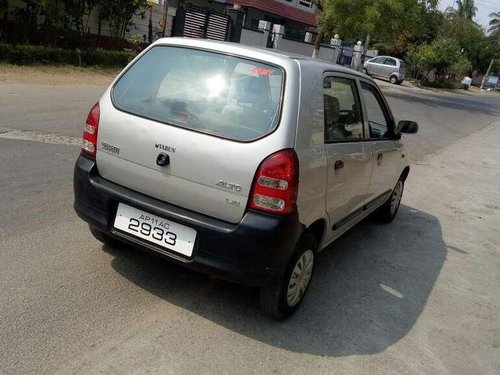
1 80 500 157
0 81 499 374
0 84 104 137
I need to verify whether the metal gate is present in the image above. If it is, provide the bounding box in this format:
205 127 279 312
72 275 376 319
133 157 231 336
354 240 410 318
181 6 230 41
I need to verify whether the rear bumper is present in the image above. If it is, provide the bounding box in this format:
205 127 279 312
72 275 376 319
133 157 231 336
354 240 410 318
73 154 304 287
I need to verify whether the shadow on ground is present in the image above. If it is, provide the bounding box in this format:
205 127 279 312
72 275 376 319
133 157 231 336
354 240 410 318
104 205 446 357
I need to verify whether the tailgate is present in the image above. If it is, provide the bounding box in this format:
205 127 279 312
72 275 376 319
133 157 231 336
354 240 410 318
97 105 260 223
94 44 291 224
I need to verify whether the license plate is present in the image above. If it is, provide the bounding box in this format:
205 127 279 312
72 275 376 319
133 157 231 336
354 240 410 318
113 203 197 257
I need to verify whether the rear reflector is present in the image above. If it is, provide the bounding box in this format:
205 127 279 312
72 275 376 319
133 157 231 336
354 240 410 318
82 102 100 158
248 149 299 215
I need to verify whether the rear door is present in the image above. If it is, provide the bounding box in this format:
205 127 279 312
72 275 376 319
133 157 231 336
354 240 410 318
96 45 287 224
323 75 372 234
382 57 397 79
360 81 403 203
399 60 406 79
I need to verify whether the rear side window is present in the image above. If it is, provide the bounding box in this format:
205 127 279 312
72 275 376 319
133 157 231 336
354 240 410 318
384 58 397 66
323 77 363 142
112 46 284 142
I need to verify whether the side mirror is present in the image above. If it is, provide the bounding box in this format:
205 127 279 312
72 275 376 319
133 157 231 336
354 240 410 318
397 120 418 134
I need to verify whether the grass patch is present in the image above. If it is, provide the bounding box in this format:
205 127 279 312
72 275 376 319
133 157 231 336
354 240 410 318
0 43 136 68
419 80 462 89
0 63 121 85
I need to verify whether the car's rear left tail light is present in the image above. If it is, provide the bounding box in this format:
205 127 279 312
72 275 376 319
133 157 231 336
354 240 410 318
81 102 100 158
248 149 299 215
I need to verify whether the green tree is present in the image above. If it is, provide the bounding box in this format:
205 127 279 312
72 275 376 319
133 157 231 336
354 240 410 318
12 0 41 44
312 0 441 57
407 38 472 83
489 12 500 35
445 0 477 20
444 15 486 71
311 0 325 57
63 0 98 34
456 0 477 20
101 0 148 41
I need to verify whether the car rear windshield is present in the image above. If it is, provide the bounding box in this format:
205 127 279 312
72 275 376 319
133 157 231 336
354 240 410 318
112 46 285 142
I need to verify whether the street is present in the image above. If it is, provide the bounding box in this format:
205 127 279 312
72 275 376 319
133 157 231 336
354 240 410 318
1 80 499 374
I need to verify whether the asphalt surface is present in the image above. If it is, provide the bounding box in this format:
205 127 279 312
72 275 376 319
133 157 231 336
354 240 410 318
0 80 499 374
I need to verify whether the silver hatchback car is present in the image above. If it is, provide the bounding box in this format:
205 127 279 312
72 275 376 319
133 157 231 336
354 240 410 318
363 56 406 84
74 38 418 319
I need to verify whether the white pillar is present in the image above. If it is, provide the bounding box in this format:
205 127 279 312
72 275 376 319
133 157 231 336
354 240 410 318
258 20 271 48
330 34 342 64
352 41 363 71
272 24 285 50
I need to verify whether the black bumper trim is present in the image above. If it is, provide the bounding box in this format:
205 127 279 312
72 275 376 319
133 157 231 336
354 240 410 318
73 154 304 286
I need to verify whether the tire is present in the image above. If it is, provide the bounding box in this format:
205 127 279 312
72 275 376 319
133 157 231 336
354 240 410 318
390 75 398 84
374 178 404 223
89 225 123 248
260 233 317 320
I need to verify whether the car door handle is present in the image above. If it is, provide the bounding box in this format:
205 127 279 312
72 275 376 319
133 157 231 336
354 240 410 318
334 160 344 170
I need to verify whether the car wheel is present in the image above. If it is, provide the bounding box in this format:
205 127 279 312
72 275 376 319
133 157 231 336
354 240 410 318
375 178 404 223
260 233 316 320
390 75 398 84
89 225 123 248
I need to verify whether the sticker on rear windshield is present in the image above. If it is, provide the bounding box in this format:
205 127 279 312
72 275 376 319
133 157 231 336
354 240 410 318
251 67 273 76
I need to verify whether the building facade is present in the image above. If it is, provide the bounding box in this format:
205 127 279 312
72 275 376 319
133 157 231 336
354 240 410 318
165 0 317 39
223 0 317 40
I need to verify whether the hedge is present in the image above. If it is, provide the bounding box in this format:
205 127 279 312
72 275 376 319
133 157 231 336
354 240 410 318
0 43 136 68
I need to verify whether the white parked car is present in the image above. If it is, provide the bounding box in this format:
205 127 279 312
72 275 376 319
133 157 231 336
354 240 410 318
74 38 418 319
363 56 406 84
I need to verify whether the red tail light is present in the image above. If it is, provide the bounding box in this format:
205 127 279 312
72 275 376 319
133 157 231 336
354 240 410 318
81 102 100 158
248 149 299 215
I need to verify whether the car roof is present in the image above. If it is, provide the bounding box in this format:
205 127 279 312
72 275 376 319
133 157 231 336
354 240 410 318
371 55 404 62
151 37 368 80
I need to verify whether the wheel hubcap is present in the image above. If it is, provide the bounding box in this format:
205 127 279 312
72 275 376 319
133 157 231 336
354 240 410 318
390 180 403 215
287 250 314 307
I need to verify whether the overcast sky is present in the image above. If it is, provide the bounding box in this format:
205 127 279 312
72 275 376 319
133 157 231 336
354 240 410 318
439 0 500 31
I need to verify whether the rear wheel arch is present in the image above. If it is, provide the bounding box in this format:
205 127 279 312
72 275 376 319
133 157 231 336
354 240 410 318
306 219 326 251
260 231 317 320
400 166 410 181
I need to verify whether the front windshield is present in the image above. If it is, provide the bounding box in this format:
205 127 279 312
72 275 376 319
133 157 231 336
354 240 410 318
112 46 285 142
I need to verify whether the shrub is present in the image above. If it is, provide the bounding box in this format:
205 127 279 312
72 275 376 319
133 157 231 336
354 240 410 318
82 49 135 68
420 80 462 89
0 43 136 68
405 38 472 83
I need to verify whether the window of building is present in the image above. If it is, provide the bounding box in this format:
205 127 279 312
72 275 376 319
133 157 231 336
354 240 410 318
299 0 313 9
